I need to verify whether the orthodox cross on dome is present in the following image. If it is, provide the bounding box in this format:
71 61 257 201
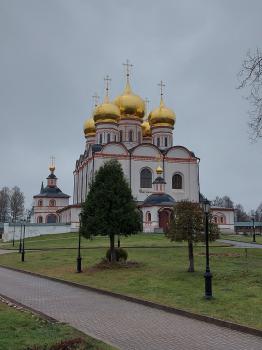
50 156 55 167
145 97 150 116
49 156 56 173
158 80 165 100
104 75 111 98
92 92 100 107
123 59 133 82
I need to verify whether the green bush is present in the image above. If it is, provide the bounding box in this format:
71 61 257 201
106 248 128 262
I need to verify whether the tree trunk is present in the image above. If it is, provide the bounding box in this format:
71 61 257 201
188 240 194 272
110 234 116 262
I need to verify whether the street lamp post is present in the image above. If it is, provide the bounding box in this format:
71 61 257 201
77 213 82 273
21 221 26 262
252 217 256 243
203 198 212 299
19 221 23 253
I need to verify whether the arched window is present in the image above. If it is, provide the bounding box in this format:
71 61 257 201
213 216 218 224
38 200 43 206
46 214 57 223
164 137 168 147
220 216 224 224
99 134 102 144
140 168 152 188
114 134 117 141
119 130 123 142
146 211 151 222
157 138 160 147
107 134 110 143
49 199 56 207
172 173 183 189
129 130 133 142
37 216 43 223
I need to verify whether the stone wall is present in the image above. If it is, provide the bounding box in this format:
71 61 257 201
2 223 75 242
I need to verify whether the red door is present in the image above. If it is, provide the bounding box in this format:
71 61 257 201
158 210 170 232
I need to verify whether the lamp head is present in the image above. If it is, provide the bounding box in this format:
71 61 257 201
203 198 211 214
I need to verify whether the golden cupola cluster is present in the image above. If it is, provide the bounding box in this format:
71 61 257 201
82 62 176 138
114 81 145 120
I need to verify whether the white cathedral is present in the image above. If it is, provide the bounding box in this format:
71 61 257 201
58 63 200 232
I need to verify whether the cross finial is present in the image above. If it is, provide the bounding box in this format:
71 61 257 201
123 59 133 82
104 75 111 97
145 97 150 115
92 92 100 107
50 156 55 167
158 80 165 99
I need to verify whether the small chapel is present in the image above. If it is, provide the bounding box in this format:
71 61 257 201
32 161 70 224
58 61 200 232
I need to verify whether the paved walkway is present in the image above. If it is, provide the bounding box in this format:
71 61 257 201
0 249 15 255
0 267 261 350
218 239 262 248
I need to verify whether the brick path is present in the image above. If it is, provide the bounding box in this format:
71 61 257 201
0 267 261 350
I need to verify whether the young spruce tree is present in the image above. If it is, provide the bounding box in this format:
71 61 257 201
80 159 141 262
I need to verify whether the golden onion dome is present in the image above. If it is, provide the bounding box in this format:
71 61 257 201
83 117 96 137
156 166 163 175
141 120 152 137
93 95 120 124
148 99 176 128
113 81 145 120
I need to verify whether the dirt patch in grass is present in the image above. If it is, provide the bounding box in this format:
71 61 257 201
87 259 143 273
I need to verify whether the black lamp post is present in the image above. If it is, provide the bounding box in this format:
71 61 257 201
251 217 256 243
19 221 23 253
77 213 82 273
203 198 212 299
21 220 26 262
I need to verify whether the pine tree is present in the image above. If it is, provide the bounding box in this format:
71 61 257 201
81 159 141 262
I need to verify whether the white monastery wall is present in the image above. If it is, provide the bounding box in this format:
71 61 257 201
2 223 72 242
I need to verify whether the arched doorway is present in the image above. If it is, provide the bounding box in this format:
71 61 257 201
158 209 172 232
46 214 57 223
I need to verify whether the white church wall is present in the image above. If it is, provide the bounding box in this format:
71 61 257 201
211 208 235 233
101 143 129 156
164 160 199 202
132 144 162 158
141 206 160 232
166 146 192 159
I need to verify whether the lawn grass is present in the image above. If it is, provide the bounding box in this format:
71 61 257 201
0 301 116 350
0 232 228 250
0 243 261 330
221 233 262 245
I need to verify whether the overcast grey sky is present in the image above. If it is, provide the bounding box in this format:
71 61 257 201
0 0 261 211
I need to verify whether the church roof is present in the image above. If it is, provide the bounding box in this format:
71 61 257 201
47 173 57 180
34 186 70 198
153 176 166 185
142 193 175 207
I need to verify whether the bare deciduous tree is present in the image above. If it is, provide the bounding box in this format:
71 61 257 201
0 187 10 222
10 186 25 222
238 48 262 141
212 195 234 208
